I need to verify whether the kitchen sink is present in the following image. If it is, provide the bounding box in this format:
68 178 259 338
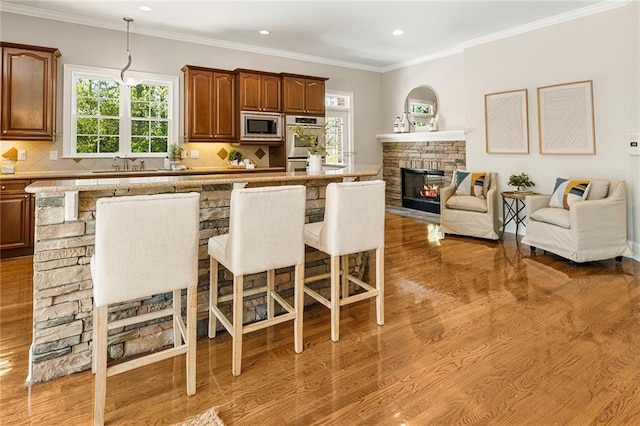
91 168 159 173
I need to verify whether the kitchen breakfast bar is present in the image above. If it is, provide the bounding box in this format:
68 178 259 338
24 164 381 383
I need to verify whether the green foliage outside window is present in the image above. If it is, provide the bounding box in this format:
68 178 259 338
74 79 169 155
76 79 121 154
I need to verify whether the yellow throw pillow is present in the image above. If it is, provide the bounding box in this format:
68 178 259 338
454 171 486 199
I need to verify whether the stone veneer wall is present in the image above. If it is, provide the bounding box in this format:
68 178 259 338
382 141 466 207
30 178 367 383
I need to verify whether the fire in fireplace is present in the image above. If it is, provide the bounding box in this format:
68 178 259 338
401 168 446 214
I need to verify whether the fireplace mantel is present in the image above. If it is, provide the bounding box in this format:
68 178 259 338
376 130 466 143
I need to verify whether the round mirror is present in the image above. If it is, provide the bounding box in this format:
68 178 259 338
405 85 438 130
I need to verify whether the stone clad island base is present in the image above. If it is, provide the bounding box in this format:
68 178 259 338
25 166 381 383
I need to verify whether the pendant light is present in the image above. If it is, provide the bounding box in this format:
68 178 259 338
119 17 134 86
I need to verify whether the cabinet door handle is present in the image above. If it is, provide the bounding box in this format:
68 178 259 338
24 195 29 198
1 186 5 190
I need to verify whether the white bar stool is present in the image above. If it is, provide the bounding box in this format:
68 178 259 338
208 185 306 376
91 192 200 425
304 180 386 342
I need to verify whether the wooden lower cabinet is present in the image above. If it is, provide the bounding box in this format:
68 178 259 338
0 179 33 257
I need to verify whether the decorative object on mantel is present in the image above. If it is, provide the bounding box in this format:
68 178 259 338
405 85 438 132
507 172 535 193
393 116 401 133
485 88 529 154
427 116 438 132
537 80 595 155
399 113 410 133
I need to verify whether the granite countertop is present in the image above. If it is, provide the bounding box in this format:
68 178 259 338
0 166 284 181
25 164 382 193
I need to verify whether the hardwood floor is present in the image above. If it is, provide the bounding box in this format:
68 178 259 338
1 213 639 425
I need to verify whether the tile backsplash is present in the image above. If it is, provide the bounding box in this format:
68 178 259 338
0 139 273 172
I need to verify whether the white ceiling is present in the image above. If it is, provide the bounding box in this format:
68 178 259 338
1 0 623 72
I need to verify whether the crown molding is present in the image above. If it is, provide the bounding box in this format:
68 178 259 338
381 47 465 73
458 0 631 51
0 0 632 74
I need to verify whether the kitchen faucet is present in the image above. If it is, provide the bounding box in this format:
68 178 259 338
112 155 132 171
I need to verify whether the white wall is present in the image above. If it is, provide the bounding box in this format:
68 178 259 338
464 3 639 255
381 53 466 133
0 12 383 169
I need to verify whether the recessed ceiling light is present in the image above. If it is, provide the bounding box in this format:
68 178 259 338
259 30 271 35
138 5 152 12
392 29 404 36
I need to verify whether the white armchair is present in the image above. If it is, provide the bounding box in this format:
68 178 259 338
440 171 499 240
521 179 632 263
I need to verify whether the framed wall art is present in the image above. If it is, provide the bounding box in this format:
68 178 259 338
484 89 529 154
537 80 595 155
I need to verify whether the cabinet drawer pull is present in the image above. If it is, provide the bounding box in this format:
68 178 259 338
1 186 5 190
25 195 29 198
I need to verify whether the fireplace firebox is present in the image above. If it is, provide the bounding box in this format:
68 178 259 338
401 168 445 214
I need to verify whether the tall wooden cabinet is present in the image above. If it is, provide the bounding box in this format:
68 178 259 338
0 179 33 256
1 42 61 141
282 75 327 116
237 71 281 112
183 65 236 142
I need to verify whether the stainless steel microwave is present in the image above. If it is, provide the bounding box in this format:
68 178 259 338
240 111 282 141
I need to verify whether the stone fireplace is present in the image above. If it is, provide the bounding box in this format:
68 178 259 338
378 131 466 212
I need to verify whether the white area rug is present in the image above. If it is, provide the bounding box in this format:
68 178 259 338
177 407 224 426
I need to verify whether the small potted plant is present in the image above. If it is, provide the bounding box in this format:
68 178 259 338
227 149 243 166
168 143 184 163
292 124 327 172
508 172 535 193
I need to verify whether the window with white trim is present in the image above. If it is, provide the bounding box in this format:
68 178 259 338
63 64 179 158
325 91 353 165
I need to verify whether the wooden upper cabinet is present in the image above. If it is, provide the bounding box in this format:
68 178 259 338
1 43 60 141
212 72 236 139
186 69 214 140
183 65 236 142
238 71 281 112
282 75 326 116
304 79 326 116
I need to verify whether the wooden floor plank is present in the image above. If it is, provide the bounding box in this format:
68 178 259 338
1 213 639 425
